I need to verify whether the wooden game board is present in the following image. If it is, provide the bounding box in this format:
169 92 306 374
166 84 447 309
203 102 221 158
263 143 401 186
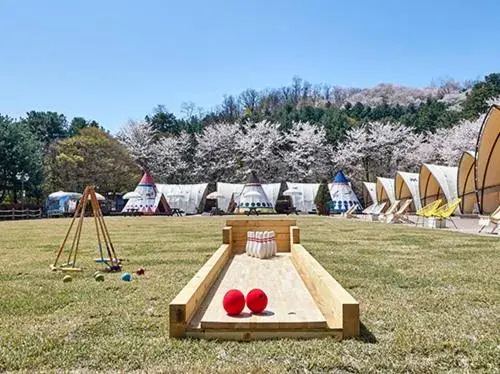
169 219 359 341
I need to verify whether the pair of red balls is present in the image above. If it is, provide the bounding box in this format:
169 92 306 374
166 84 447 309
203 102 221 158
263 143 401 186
223 288 268 315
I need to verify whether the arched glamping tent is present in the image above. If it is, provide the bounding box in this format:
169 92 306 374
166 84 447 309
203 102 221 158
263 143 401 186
362 182 377 206
419 164 458 212
395 172 421 212
376 177 395 207
457 151 477 214
329 171 361 213
475 104 500 214
235 171 276 214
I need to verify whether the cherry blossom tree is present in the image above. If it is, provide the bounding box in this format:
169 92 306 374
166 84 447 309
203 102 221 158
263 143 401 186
284 122 332 181
150 132 192 183
194 123 243 182
118 121 156 171
332 121 425 184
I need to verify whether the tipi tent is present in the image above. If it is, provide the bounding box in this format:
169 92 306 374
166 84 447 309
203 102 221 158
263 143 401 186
122 172 170 214
156 183 208 214
475 104 500 214
376 177 396 205
457 151 477 214
235 171 275 214
329 171 362 213
362 182 377 206
217 182 281 213
419 164 459 212
395 172 421 212
286 182 320 213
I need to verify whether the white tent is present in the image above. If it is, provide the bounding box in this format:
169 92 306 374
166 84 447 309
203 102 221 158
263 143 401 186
419 164 459 213
362 182 377 205
329 171 362 213
122 172 170 213
395 172 421 211
262 183 281 208
235 171 275 213
156 183 208 214
286 182 320 213
376 177 396 205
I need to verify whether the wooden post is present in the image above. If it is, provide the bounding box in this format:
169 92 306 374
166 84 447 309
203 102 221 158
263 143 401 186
290 225 300 248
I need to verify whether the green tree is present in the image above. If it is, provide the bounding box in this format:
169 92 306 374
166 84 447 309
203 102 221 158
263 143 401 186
0 115 43 202
145 105 179 133
69 117 100 136
461 73 500 119
22 111 68 146
314 179 332 215
44 127 140 194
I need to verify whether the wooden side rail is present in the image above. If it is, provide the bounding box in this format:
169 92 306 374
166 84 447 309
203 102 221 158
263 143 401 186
291 244 359 338
169 243 232 338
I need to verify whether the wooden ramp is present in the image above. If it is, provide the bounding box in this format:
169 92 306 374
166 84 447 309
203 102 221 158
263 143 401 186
169 219 360 341
198 253 327 330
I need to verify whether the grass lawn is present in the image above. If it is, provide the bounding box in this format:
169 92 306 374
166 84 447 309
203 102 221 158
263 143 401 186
0 216 499 373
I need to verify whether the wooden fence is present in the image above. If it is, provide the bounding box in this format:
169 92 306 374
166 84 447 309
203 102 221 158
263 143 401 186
0 209 42 220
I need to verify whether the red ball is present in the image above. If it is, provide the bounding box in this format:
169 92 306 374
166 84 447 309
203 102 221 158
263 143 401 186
223 289 245 316
246 289 268 314
135 267 145 275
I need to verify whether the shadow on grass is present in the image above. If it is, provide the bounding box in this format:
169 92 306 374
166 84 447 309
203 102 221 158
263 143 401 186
356 322 377 343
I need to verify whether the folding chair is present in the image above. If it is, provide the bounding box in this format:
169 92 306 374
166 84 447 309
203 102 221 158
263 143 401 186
432 198 462 229
415 199 442 226
478 205 500 234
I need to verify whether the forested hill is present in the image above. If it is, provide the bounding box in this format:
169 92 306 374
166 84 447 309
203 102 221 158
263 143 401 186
146 73 500 139
1 73 499 204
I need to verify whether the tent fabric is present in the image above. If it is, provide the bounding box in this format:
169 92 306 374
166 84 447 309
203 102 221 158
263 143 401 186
475 104 500 214
122 172 170 213
419 164 459 213
235 171 275 213
458 151 478 214
286 182 320 213
362 182 377 206
376 177 396 205
217 183 245 212
329 171 362 213
156 183 208 214
395 172 421 212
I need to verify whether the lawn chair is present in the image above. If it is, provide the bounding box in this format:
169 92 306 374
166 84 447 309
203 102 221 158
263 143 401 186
478 205 500 234
366 202 387 221
415 199 442 226
341 204 359 219
379 200 400 222
385 199 413 224
361 203 376 215
431 198 462 229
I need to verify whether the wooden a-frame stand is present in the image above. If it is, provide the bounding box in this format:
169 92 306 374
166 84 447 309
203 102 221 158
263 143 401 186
51 185 121 272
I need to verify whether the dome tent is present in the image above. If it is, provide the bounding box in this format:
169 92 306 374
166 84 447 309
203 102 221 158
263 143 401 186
121 171 170 214
235 170 275 214
475 104 500 214
457 151 477 214
395 172 421 212
419 164 459 214
329 170 362 213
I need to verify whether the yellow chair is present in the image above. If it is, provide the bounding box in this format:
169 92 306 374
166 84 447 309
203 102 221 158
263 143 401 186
415 199 442 226
432 198 462 229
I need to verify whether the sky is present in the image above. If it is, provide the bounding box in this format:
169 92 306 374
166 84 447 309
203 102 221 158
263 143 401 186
1 0 499 132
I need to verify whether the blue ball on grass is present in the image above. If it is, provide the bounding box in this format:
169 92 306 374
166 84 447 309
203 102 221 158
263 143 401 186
120 272 132 282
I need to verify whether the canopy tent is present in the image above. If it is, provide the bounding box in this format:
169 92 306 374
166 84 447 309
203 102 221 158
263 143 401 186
156 183 208 214
395 172 421 212
235 171 275 214
285 182 320 213
329 171 362 213
45 191 82 217
362 182 377 206
458 151 478 214
217 182 281 213
475 104 500 214
376 177 396 206
122 172 170 213
419 164 459 213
